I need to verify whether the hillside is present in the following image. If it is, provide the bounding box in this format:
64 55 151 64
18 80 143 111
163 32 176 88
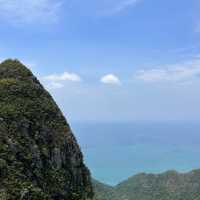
92 180 120 200
0 59 93 200
94 170 200 200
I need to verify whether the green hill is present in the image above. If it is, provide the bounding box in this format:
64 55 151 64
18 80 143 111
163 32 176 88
0 59 93 200
94 170 200 200
92 179 120 200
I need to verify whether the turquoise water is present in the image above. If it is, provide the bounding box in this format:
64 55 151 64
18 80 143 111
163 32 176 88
71 122 200 186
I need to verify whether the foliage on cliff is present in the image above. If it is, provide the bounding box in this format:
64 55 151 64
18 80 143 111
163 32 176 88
0 59 93 200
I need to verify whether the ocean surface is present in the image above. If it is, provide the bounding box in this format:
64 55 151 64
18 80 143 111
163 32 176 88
70 121 200 186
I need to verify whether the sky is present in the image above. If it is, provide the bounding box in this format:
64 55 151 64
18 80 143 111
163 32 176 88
0 0 200 122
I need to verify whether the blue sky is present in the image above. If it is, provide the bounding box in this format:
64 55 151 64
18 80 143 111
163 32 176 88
0 0 200 122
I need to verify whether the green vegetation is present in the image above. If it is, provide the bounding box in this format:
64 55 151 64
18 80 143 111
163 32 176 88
93 180 120 200
94 170 200 200
0 59 93 200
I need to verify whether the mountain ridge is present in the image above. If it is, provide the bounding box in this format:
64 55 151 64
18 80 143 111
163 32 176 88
0 59 93 200
94 169 200 200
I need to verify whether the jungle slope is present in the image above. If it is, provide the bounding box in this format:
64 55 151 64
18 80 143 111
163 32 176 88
0 59 93 200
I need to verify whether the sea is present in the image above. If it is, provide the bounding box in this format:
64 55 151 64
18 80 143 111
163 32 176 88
70 121 200 186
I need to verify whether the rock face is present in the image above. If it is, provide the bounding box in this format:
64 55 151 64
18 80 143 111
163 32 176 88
0 59 93 200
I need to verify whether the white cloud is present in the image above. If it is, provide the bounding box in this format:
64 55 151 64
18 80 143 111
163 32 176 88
0 0 62 24
101 0 141 15
43 72 81 82
101 74 121 85
42 71 81 90
111 0 140 14
135 58 200 83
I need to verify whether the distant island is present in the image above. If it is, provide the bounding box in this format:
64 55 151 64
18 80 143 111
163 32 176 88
94 170 200 200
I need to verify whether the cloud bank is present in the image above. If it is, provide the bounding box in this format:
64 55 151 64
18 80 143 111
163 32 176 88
135 59 200 83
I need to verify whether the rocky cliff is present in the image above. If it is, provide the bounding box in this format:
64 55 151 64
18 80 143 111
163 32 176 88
0 59 93 200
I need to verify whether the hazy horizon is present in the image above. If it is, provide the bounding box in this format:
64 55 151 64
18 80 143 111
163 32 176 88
71 121 200 185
